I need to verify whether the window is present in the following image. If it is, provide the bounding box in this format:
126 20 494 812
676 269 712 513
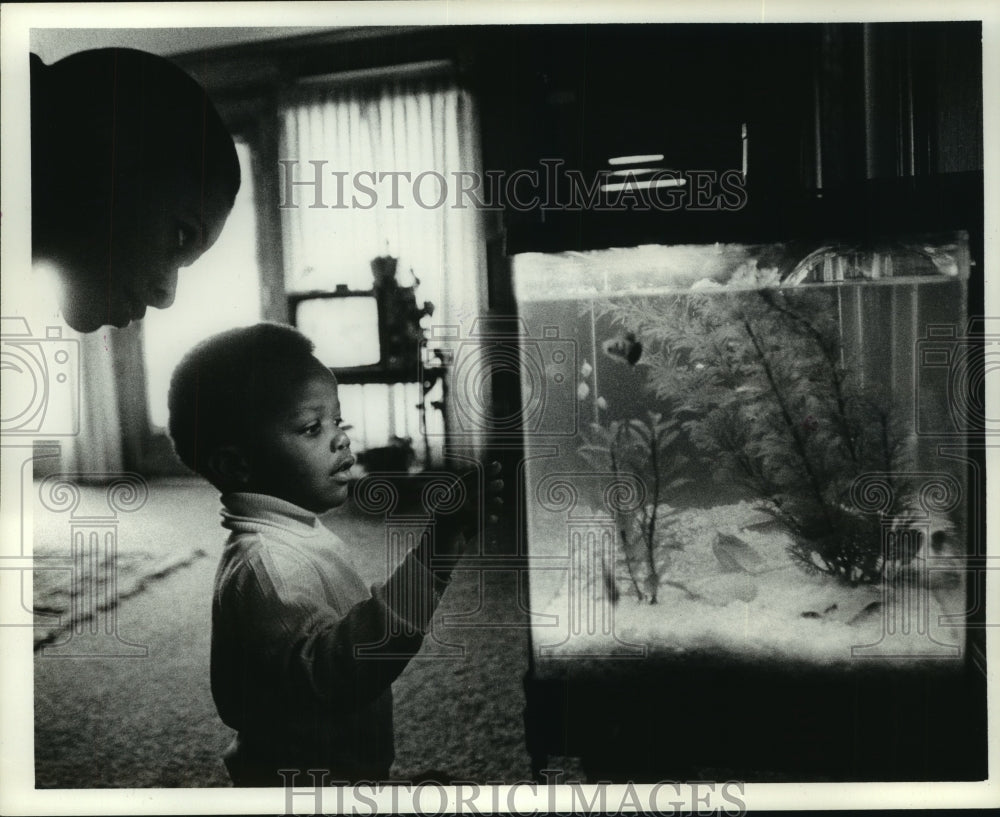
279 67 488 463
142 142 262 430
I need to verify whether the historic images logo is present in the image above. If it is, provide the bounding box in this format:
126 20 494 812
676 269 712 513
278 159 748 214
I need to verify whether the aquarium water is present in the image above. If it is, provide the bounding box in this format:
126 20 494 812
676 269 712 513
512 237 971 673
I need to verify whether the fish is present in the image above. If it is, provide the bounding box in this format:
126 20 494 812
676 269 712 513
712 532 764 573
580 360 593 378
740 517 786 534
577 381 590 400
602 331 643 366
847 601 883 626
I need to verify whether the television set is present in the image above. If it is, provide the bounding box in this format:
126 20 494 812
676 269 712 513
291 292 381 371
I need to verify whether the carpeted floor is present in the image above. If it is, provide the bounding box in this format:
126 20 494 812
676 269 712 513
32 478 537 787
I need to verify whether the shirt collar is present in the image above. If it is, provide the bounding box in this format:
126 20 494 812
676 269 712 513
220 492 322 537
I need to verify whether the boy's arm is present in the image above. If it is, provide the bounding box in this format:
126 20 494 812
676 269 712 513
233 464 501 712
234 539 444 713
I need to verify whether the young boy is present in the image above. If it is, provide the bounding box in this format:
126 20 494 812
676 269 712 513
167 322 500 786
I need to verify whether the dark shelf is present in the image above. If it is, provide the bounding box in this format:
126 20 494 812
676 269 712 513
504 171 983 255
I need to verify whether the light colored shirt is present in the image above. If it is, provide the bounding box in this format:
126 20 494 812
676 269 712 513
211 492 447 783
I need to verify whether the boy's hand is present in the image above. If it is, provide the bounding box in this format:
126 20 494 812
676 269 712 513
432 460 503 548
477 460 504 528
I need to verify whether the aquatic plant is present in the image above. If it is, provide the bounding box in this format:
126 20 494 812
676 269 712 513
600 284 913 586
577 411 689 603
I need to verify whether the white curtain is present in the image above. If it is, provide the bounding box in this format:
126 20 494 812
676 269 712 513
64 330 124 473
23 265 123 476
280 71 488 462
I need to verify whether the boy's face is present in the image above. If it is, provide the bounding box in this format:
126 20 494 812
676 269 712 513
245 360 355 514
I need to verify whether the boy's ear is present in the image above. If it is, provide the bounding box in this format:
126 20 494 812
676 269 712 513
206 445 252 487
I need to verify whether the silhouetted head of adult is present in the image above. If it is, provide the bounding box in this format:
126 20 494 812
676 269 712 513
31 48 240 332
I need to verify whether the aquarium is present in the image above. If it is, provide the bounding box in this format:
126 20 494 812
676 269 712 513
514 235 972 676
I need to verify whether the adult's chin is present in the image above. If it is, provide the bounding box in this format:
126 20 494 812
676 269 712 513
60 290 134 333
59 305 108 334
46 269 120 333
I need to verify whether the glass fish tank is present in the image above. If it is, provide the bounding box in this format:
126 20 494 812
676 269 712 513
513 234 972 677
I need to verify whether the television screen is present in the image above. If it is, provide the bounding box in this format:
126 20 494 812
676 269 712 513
294 295 381 368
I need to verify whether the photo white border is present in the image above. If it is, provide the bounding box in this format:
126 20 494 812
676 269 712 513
2 1 996 814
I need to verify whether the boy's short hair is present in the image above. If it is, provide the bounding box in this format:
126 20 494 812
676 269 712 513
168 323 319 478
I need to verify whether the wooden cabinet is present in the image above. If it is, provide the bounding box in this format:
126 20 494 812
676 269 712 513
815 22 982 185
474 23 983 254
